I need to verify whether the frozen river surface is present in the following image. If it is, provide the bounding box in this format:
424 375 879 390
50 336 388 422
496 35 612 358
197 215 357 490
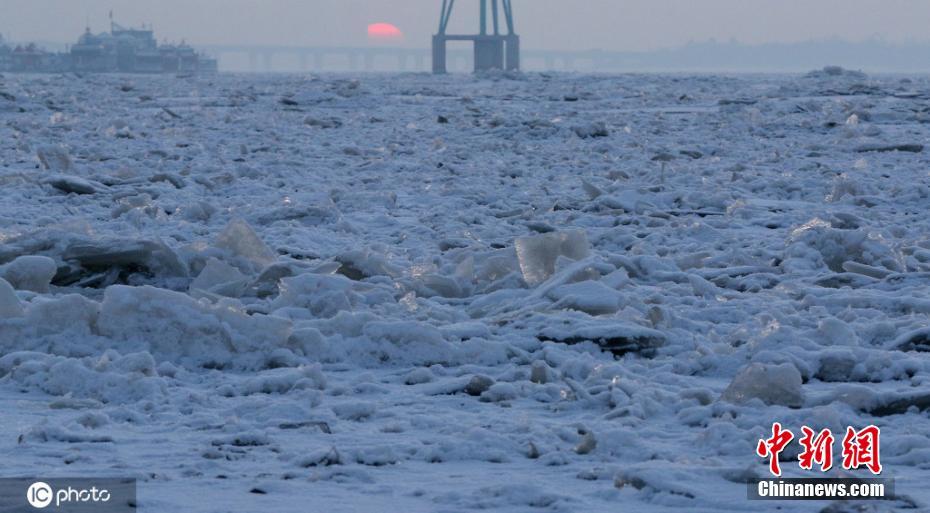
1 69 930 512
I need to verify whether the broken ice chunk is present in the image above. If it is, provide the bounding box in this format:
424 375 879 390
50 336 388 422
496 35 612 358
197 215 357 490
0 278 24 318
332 402 376 421
536 319 665 357
248 262 307 298
815 318 859 346
255 204 338 226
36 145 73 172
784 222 900 274
515 230 591 286
61 238 188 283
464 375 495 396
304 116 343 129
890 327 930 352
868 393 930 417
334 248 401 281
855 143 923 154
546 280 623 315
596 190 654 214
721 363 803 408
215 218 277 269
178 201 215 222
581 178 604 200
480 382 519 403
98 284 291 368
404 367 435 385
0 255 57 293
574 428 597 455
841 261 892 280
45 175 103 195
415 274 466 298
530 360 553 384
572 121 609 139
190 258 249 298
814 351 858 382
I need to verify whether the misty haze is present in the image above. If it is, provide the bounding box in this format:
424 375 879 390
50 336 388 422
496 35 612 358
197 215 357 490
5 0 930 71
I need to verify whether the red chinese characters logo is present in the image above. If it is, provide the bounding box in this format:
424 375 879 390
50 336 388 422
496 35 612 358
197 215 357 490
756 422 794 477
757 424 881 476
798 426 834 472
841 425 882 475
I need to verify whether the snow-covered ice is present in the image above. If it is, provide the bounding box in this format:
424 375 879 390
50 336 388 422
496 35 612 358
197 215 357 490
1 68 930 512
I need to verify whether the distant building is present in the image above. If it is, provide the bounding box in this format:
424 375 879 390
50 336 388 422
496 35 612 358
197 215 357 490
71 28 117 72
12 43 55 72
160 43 198 73
0 20 217 74
0 34 11 71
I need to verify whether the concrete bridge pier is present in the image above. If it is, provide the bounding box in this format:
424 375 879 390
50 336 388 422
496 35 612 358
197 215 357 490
433 0 520 73
505 34 519 71
474 37 504 70
432 35 447 74
248 52 258 72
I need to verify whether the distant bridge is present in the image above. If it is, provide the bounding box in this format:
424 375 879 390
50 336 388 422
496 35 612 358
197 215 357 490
199 44 628 73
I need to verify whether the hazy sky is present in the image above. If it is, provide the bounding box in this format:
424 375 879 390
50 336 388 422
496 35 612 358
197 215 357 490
3 0 930 51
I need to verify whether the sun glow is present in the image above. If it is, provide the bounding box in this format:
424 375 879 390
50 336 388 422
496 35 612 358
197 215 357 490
367 23 404 42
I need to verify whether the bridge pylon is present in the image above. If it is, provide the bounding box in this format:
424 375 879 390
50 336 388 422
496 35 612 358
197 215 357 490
433 0 519 73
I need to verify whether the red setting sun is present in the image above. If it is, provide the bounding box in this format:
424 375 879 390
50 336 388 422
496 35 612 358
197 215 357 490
367 23 404 42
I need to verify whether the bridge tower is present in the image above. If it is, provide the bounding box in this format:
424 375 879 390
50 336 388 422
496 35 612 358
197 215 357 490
433 0 519 73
